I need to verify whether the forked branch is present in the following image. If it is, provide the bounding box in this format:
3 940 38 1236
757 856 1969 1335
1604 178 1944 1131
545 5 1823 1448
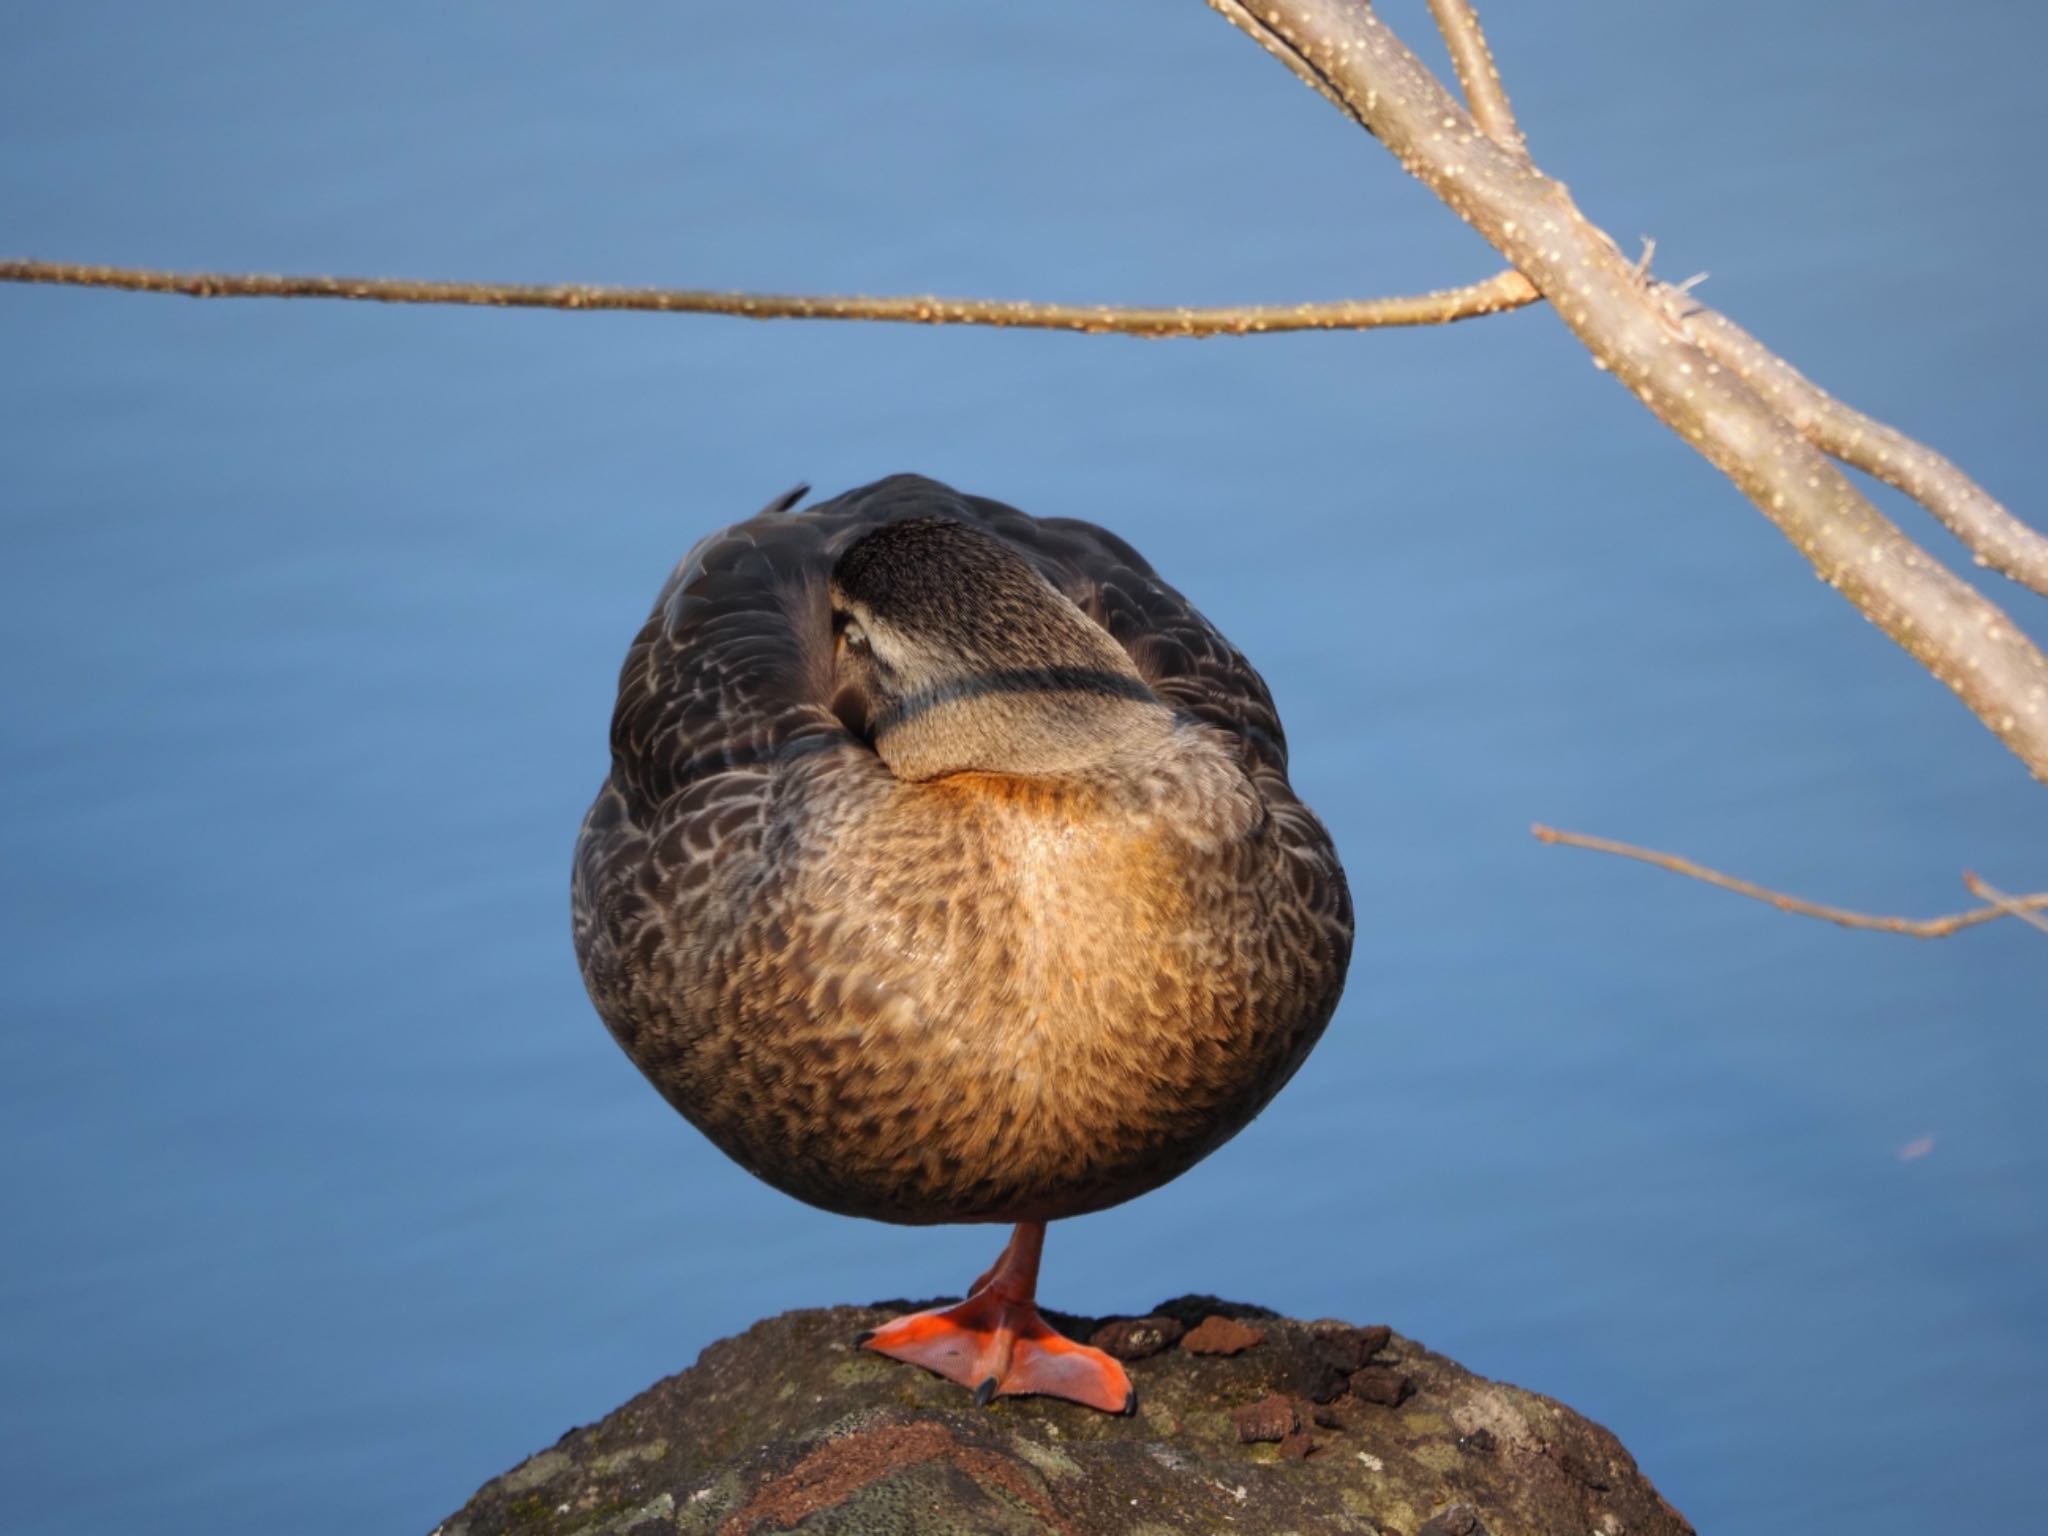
1676 298 2048 598
1962 872 2048 937
1533 825 2048 939
1207 0 2048 783
1427 0 1525 153
0 259 1539 340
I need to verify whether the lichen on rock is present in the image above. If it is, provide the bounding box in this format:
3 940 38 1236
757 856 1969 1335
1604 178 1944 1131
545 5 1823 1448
433 1298 1692 1536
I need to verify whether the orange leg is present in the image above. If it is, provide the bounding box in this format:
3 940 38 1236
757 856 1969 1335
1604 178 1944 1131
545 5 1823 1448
963 1225 1021 1298
858 1222 1134 1414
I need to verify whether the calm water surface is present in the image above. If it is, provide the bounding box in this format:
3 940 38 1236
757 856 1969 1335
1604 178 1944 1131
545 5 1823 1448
3 3 2045 1532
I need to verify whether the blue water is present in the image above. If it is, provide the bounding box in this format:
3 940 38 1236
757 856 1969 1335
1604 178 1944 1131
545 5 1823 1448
3 3 2044 1531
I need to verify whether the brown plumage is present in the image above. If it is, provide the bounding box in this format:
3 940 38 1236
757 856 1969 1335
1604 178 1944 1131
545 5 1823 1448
573 475 1352 1231
574 475 1350 1407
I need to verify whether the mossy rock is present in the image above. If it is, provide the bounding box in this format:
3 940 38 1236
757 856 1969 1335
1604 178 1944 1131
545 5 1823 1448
433 1299 1691 1536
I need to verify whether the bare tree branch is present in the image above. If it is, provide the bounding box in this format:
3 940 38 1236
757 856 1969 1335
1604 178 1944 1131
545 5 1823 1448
1426 0 1526 154
1207 0 2048 783
7 14 2043 781
1533 825 2048 938
1677 298 2048 598
1962 871 2048 937
0 258 1540 340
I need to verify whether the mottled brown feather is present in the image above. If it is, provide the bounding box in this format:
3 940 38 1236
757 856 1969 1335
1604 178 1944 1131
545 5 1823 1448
572 474 1351 1224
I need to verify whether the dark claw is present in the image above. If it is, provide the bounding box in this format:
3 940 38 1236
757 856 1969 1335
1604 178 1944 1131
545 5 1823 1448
1121 1386 1139 1417
853 1330 875 1348
973 1376 1000 1408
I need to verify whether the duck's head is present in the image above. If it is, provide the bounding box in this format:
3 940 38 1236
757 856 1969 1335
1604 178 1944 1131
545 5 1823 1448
828 518 1169 783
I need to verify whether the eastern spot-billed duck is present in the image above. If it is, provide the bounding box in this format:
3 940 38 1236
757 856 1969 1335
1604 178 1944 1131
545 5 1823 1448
573 474 1352 1412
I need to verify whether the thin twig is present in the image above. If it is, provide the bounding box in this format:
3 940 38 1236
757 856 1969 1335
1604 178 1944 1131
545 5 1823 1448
0 259 1540 340
1208 0 2048 784
1532 824 2048 938
1677 298 2048 599
1963 872 2048 936
1426 0 1526 153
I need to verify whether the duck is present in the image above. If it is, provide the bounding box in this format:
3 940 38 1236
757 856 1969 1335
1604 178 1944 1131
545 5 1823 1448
572 474 1352 1413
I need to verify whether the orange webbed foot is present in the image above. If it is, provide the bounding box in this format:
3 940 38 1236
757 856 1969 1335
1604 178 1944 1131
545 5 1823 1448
858 1222 1134 1414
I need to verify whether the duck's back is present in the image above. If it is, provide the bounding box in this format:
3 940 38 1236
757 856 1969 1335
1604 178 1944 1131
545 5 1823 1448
573 474 1351 1224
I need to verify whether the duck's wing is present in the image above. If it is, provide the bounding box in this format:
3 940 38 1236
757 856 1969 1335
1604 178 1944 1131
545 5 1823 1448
575 488 857 991
604 500 848 813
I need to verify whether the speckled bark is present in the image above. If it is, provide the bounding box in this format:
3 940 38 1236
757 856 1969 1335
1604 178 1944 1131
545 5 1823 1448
1209 0 2048 782
1679 301 2048 598
0 260 1541 339
433 1299 1690 1536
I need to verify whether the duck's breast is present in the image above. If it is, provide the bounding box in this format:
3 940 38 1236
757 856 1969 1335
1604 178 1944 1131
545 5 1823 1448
675 736 1335 1224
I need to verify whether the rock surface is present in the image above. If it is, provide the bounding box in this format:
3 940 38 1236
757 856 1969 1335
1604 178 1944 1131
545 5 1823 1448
434 1297 1692 1536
